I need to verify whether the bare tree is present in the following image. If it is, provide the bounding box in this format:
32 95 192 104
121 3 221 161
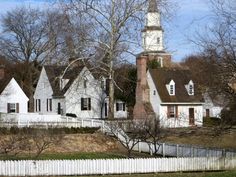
0 7 61 111
191 0 236 125
140 117 167 156
60 0 175 119
0 134 30 156
30 129 64 158
108 120 144 158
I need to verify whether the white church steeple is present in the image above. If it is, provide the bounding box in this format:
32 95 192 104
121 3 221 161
142 0 164 52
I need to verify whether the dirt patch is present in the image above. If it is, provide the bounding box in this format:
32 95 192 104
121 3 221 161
47 133 121 153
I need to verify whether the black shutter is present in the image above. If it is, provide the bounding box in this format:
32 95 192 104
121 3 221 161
35 100 37 112
123 103 126 111
116 103 119 111
7 103 10 113
50 99 52 111
46 99 48 112
105 103 108 117
81 98 84 110
88 98 91 110
16 103 19 113
39 99 41 112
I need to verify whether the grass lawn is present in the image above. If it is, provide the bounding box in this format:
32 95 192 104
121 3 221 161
162 127 236 149
77 171 236 177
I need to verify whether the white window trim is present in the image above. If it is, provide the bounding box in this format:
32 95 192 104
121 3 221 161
158 57 163 67
166 80 175 96
185 80 194 96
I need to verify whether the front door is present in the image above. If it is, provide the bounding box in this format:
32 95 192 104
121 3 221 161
189 108 195 125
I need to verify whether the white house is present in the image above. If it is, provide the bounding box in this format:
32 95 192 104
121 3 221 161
133 0 204 127
203 93 225 118
0 67 29 114
147 69 204 127
34 63 127 119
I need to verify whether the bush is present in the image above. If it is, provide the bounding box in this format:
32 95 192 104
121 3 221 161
66 113 77 118
10 126 19 134
0 127 8 134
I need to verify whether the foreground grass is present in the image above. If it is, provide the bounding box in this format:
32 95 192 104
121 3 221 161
0 152 127 160
78 171 236 177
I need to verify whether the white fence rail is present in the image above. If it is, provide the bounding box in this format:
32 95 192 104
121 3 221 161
0 157 235 176
0 113 104 128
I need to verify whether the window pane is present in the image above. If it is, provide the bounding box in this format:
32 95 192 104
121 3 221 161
9 103 16 113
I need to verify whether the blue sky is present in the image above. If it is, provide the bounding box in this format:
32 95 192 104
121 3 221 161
0 0 212 62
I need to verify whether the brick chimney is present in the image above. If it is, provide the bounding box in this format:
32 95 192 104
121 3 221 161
0 65 5 80
133 53 150 119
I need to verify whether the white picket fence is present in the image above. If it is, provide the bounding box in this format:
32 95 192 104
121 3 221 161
0 157 235 176
1 113 236 158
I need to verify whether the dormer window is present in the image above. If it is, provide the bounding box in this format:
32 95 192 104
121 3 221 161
166 80 175 96
186 80 194 95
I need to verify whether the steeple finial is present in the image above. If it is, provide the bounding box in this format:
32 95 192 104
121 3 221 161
148 0 158 13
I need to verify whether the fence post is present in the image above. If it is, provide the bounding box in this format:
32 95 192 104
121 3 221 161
81 119 84 127
191 147 194 157
222 149 226 158
91 120 94 127
176 144 179 157
102 121 105 133
163 143 165 157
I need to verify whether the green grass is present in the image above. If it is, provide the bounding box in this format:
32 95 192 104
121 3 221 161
0 152 126 160
77 171 236 177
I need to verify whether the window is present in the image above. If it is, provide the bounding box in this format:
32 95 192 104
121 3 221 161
158 57 163 67
116 102 126 111
101 80 105 89
157 37 160 44
187 80 194 95
35 99 41 112
153 90 156 95
170 85 174 95
81 98 91 111
167 105 178 118
206 109 210 117
7 103 19 113
84 80 87 88
189 84 194 95
167 80 175 96
47 99 52 112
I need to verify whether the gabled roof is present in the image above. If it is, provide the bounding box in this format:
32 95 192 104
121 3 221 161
44 64 85 97
149 68 203 103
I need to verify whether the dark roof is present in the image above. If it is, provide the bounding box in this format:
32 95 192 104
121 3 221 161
44 64 85 97
149 68 203 103
0 77 11 94
148 0 158 13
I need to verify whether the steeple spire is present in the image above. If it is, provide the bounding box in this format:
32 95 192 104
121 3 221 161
148 0 158 13
142 0 163 52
